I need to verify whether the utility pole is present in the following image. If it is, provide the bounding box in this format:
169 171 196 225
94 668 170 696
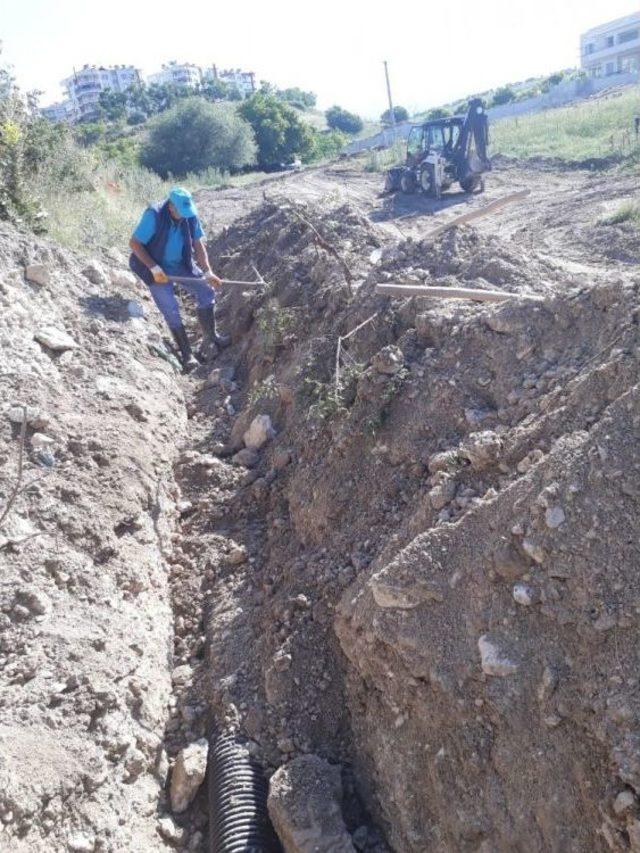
383 60 396 139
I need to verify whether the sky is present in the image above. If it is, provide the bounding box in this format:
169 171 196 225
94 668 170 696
2 0 639 118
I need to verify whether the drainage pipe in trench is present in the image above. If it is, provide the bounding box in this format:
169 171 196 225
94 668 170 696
208 731 282 852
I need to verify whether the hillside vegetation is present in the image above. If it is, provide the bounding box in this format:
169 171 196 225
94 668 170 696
491 87 640 161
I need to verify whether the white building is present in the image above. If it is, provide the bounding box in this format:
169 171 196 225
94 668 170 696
581 11 640 77
147 62 203 89
40 100 74 123
203 66 255 96
61 65 141 122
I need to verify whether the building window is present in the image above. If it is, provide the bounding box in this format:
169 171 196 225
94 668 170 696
606 36 614 47
585 43 595 55
618 29 639 44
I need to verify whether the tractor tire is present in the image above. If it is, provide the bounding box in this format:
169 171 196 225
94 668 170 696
460 175 482 193
400 170 417 194
419 165 434 195
384 171 398 193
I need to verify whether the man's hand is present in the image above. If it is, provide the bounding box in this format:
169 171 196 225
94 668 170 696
204 269 222 290
150 265 169 284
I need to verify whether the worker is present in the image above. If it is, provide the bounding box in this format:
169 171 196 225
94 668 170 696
129 187 230 372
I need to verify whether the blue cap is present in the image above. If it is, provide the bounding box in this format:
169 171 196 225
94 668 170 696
169 187 197 218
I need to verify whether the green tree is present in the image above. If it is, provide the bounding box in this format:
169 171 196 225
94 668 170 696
97 89 127 121
239 93 314 167
381 105 409 124
427 107 451 120
309 129 346 160
277 87 317 110
491 86 516 107
325 105 363 134
140 98 256 177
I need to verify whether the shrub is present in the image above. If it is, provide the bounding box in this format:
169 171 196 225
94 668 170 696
309 129 346 161
381 106 409 125
239 93 314 167
491 86 516 107
325 105 363 135
427 107 451 120
141 98 256 177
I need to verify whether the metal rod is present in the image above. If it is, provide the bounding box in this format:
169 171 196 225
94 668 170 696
168 276 262 287
376 283 543 303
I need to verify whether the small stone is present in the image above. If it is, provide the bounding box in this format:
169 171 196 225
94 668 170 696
110 270 137 288
545 506 566 529
157 816 185 844
16 586 52 616
82 260 109 285
522 538 545 564
352 825 369 850
372 345 404 375
172 664 193 687
232 448 259 468
478 635 518 677
170 739 209 813
67 833 95 852
243 414 276 450
273 448 292 470
227 545 247 566
25 264 50 286
512 582 535 606
31 432 54 450
7 404 49 429
613 790 636 816
37 449 56 467
34 326 78 352
277 736 296 754
543 714 563 728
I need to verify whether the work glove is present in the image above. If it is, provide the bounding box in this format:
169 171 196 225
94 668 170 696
150 265 169 284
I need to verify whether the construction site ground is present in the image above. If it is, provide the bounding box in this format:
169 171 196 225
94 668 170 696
1 155 639 852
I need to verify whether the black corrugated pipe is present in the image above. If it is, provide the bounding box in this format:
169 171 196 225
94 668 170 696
208 730 282 852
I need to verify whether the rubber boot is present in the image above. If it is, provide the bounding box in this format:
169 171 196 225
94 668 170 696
197 306 231 361
171 325 198 373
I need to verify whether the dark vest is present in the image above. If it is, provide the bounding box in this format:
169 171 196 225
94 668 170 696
129 201 200 283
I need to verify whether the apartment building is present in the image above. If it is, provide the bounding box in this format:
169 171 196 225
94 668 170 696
40 100 74 123
202 66 256 96
60 65 141 122
147 62 203 88
580 11 640 77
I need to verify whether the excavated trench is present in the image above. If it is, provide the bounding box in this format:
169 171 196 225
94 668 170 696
4 161 639 852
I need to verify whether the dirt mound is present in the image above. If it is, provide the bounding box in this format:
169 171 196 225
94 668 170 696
175 188 640 850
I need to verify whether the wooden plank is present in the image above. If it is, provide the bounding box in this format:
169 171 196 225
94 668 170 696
427 189 532 239
376 283 543 303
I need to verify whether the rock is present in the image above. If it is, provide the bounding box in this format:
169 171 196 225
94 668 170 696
110 270 137 288
25 264 50 286
628 820 640 851
82 260 109 285
522 538 545 564
429 478 456 511
512 582 535 606
273 448 292 470
478 635 518 677
227 545 247 566
268 755 356 853
7 404 49 429
461 431 503 471
613 789 636 816
372 345 404 376
67 833 96 852
170 739 209 813
34 326 78 352
172 664 193 687
243 414 276 450
428 450 461 474
545 506 566 529
15 586 52 617
232 448 260 468
31 432 54 451
157 816 185 845
127 300 144 319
